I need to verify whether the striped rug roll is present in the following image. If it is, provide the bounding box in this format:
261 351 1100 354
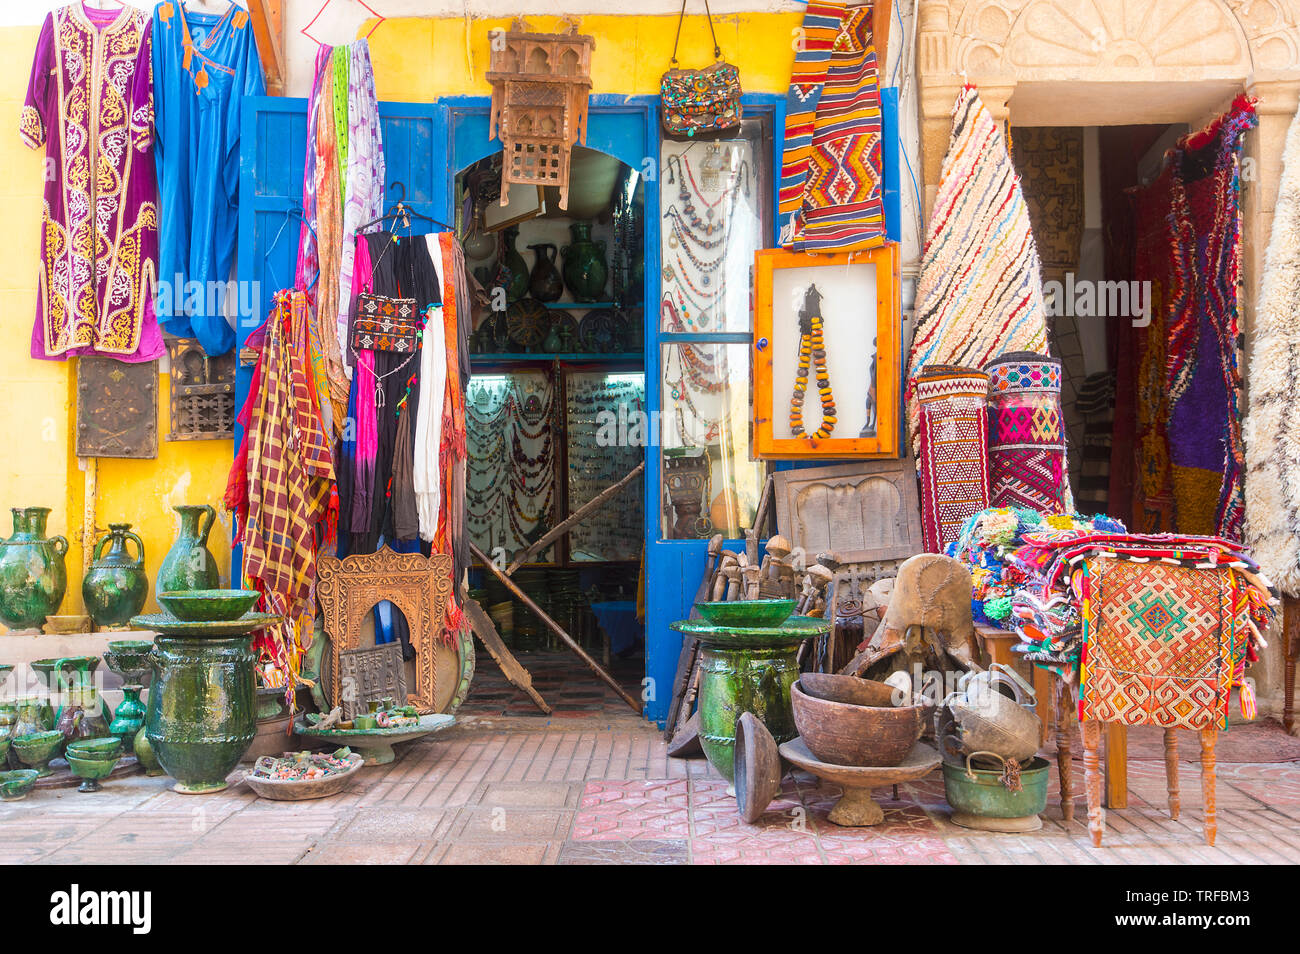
986 352 1066 513
914 365 990 553
906 85 1049 457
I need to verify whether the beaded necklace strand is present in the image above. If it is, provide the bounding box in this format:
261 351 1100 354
788 284 836 440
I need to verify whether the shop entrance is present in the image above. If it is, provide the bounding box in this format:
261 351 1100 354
455 143 649 716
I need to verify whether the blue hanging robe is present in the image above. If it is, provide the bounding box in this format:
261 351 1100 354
152 1 264 355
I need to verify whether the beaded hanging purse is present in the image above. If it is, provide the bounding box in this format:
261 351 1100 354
352 293 421 354
660 0 742 140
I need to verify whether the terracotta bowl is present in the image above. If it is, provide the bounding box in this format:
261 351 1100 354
791 681 923 767
799 672 899 708
157 589 260 622
0 770 39 801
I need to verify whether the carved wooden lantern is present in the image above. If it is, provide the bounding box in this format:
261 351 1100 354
165 336 235 441
316 548 454 714
487 22 594 210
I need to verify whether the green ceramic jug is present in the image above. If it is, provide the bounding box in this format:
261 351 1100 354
561 221 609 302
498 226 529 303
0 507 67 631
155 505 220 600
83 523 148 629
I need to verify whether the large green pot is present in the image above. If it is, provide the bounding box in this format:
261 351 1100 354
82 523 148 629
146 636 256 794
561 221 608 302
671 617 826 783
0 507 67 631
155 505 220 599
942 756 1050 819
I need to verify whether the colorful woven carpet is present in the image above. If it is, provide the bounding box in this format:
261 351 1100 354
915 365 990 553
985 352 1066 513
1079 555 1249 731
907 86 1049 457
777 0 883 252
1245 94 1300 595
1135 99 1255 539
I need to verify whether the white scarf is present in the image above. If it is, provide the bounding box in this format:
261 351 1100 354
414 235 447 541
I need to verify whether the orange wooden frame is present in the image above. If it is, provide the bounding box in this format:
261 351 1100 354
752 244 901 459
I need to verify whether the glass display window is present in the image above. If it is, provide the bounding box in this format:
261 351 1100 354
565 370 645 562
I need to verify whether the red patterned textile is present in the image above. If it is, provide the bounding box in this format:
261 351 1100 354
914 365 989 553
985 352 1066 513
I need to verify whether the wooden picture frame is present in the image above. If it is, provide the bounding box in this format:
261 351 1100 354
752 244 901 458
316 548 455 715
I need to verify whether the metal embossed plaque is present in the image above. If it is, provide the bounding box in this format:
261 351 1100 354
75 357 158 459
166 336 235 441
337 643 408 721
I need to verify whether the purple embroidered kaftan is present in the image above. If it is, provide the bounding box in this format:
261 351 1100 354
21 3 163 362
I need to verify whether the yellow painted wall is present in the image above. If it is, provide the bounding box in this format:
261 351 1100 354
365 13 802 101
0 24 233 629
0 11 796 630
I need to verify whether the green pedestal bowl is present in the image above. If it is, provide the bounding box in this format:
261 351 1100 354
693 599 797 628
0 769 39 800
67 753 121 793
66 736 123 761
157 589 260 622
12 730 64 777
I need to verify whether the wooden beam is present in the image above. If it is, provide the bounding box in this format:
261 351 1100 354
471 541 643 714
462 595 551 714
247 0 286 97
503 462 645 576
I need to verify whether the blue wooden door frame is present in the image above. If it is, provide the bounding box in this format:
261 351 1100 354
237 87 900 727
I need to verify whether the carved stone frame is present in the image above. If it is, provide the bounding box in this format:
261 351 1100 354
316 549 454 714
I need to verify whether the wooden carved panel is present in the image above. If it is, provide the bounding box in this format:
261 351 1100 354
773 459 923 565
76 357 158 459
166 336 235 441
316 549 454 715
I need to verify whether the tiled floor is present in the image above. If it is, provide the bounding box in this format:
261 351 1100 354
4 712 1300 864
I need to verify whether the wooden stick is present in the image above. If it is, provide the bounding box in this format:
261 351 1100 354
504 462 645 576
1200 727 1217 846
1285 595 1298 735
472 541 643 713
1163 728 1180 820
246 0 286 96
1083 719 1104 847
462 595 551 714
1056 679 1074 823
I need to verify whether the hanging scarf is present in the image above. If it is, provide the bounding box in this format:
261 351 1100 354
338 41 386 364
238 291 334 684
348 234 378 531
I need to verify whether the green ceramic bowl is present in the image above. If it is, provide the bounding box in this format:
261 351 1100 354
157 589 261 622
66 737 123 761
12 731 64 774
0 770 39 800
66 753 119 781
693 599 797 628
0 736 10 763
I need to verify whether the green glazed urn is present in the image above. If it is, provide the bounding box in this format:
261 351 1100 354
561 221 609 303
82 523 148 629
498 226 530 303
146 635 257 793
108 686 147 751
132 724 164 776
155 505 220 599
0 507 68 631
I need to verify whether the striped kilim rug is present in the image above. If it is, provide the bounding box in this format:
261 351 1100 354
778 0 883 251
986 352 1067 513
907 86 1049 457
915 365 990 553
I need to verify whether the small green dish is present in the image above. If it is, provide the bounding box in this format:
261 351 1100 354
66 737 123 761
157 589 260 622
0 769 39 801
12 730 65 776
66 753 120 793
693 599 797 628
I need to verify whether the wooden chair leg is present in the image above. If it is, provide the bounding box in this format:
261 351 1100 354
1083 719 1104 847
1164 728 1180 820
1200 727 1217 847
1285 596 1298 735
1056 679 1073 822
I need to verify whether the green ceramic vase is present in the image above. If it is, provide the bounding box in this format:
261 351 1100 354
155 505 220 599
82 523 148 629
146 636 256 793
132 723 164 777
561 221 609 302
498 226 529 303
109 686 147 752
696 643 802 783
0 507 67 631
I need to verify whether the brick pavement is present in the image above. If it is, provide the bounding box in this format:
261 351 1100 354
3 713 1298 864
